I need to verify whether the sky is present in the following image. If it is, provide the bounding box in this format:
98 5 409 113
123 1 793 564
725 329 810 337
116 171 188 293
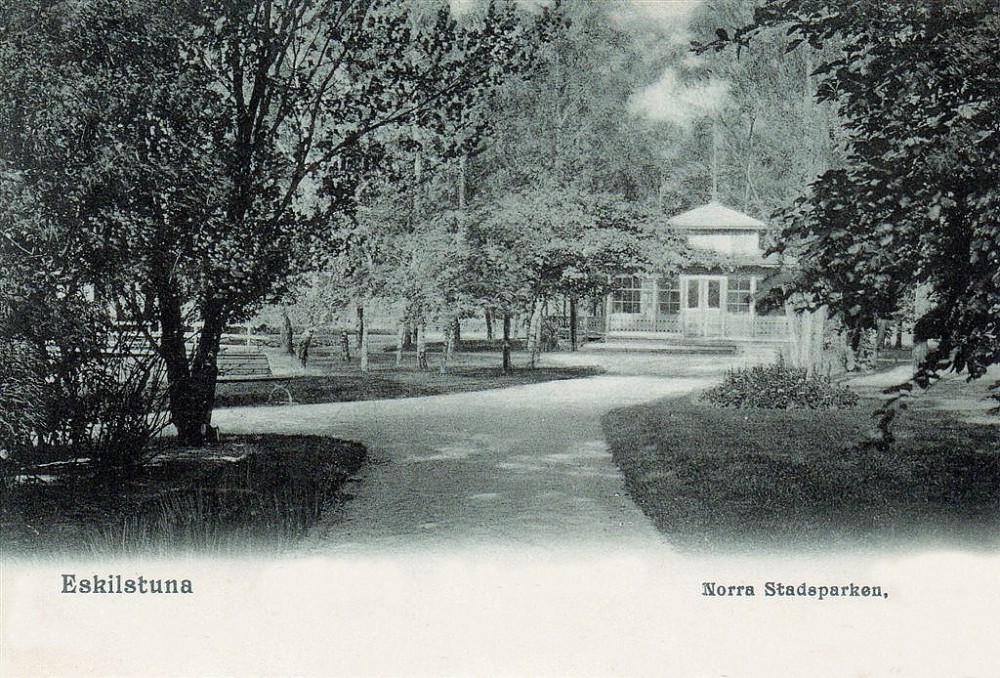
448 0 727 127
615 0 729 127
450 0 703 29
629 68 729 126
622 0 703 26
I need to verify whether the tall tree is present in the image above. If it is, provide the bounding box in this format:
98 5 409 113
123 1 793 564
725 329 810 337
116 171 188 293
706 0 1000 414
1 0 551 443
472 1 666 204
643 0 847 218
467 186 681 367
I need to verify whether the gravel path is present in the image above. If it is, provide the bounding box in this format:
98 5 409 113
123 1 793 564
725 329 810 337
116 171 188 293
211 373 718 553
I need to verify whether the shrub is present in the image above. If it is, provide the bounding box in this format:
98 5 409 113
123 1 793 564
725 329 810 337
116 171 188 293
1 291 167 472
84 437 367 555
540 318 561 351
702 361 859 410
0 341 46 486
3 436 367 556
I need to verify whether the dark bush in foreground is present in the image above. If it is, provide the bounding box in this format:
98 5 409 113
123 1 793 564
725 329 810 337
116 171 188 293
0 342 45 487
1 292 167 474
702 362 859 409
1 435 366 556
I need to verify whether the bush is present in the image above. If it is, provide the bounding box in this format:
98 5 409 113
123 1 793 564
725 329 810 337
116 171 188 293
702 361 859 410
540 318 564 351
1 292 167 472
91 440 363 553
0 341 46 486
1 436 367 556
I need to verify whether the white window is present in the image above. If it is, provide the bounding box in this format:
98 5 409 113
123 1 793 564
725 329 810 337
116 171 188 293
726 277 753 314
707 279 722 309
611 276 643 314
657 277 681 315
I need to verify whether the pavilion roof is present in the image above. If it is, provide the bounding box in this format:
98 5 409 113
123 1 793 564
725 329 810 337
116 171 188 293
668 201 767 231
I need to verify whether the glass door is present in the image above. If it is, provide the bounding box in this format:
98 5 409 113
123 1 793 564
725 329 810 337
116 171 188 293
682 276 726 336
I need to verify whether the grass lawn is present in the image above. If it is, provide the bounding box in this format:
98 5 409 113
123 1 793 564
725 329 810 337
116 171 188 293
216 344 602 408
603 386 999 553
1 435 365 558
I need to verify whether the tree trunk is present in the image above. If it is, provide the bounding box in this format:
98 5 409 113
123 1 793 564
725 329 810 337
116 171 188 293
569 296 578 351
339 328 350 362
451 317 461 353
440 321 453 374
296 327 314 367
874 317 891 364
172 357 220 446
848 327 862 365
809 305 828 375
744 117 755 211
910 285 933 367
356 305 364 349
412 151 423 220
359 311 370 373
526 300 543 368
458 156 467 209
158 290 224 446
894 319 904 349
395 322 405 367
485 308 494 341
280 307 294 355
533 301 544 365
525 305 537 363
502 312 512 373
416 321 428 370
799 309 814 370
784 302 801 368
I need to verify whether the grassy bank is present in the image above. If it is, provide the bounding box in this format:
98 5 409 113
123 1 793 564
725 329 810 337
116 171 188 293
216 365 602 408
1 435 365 558
603 393 999 552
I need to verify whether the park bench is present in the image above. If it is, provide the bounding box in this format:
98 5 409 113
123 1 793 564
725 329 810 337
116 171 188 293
216 348 273 379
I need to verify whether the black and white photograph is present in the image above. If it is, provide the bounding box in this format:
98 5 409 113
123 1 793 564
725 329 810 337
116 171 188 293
1 0 998 675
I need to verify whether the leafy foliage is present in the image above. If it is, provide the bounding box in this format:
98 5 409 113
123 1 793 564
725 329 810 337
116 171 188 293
466 186 682 314
0 341 45 481
703 1 999 385
661 0 847 216
0 0 552 443
473 1 666 203
0 291 168 471
702 361 859 410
